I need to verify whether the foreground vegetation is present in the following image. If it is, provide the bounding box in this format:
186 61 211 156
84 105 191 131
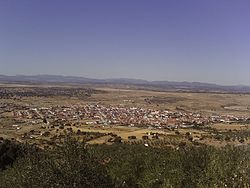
0 139 249 188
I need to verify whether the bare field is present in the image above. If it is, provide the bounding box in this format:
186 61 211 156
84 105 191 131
211 123 249 131
88 87 250 116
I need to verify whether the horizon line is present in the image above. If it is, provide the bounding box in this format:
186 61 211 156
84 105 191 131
0 73 250 87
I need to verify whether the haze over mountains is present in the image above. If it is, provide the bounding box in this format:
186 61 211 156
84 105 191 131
0 74 250 93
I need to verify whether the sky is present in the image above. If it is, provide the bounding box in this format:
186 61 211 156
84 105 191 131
0 0 250 85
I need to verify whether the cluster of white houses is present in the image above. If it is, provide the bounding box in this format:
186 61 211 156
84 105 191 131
12 104 249 129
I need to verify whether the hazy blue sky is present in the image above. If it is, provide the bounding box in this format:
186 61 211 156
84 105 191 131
0 0 250 85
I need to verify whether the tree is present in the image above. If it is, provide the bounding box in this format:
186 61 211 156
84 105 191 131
0 138 113 188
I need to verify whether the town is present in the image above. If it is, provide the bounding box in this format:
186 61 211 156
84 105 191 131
11 104 249 129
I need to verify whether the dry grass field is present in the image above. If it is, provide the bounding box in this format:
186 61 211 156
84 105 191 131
88 87 250 116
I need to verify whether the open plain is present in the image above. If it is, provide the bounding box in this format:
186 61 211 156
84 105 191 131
0 84 249 148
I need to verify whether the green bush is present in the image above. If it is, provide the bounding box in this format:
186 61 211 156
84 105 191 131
0 139 113 188
0 139 249 188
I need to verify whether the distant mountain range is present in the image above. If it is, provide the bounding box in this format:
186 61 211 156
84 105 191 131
0 74 250 93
